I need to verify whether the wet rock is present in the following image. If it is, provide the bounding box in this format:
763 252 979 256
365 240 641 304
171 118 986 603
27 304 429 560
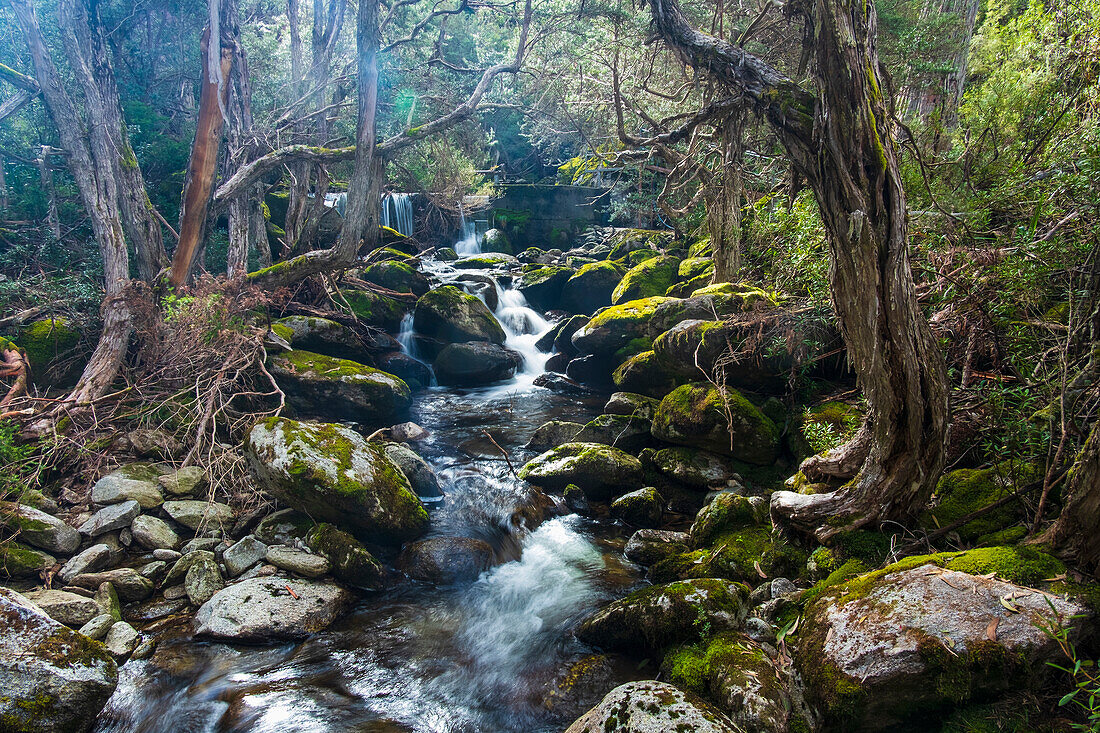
452 252 517 270
480 227 513 254
305 523 384 589
0 542 55 579
388 421 430 442
575 414 653 453
623 529 689 566
23 589 101 626
343 289 410 332
397 537 494 584
70 568 154 602
0 501 81 554
611 350 682 398
652 383 780 465
139 560 168 581
611 255 681 305
383 442 442 497
564 354 616 387
603 392 660 421
163 499 236 532
432 342 523 386
78 500 140 537
650 447 736 491
413 285 507 344
193 577 354 642
266 545 331 578
130 514 181 551
526 420 584 451
361 261 431 297
565 680 739 732
184 554 224 604
541 654 619 722
223 536 268 577
797 560 1091 730
544 352 570 373
518 266 573 311
452 272 499 310
375 351 434 391
0 587 117 732
563 484 592 516
246 418 428 544
560 261 625 315
78 613 115 641
518 442 644 501
570 297 672 358
609 487 663 528
533 372 600 396
157 465 208 496
103 621 141 660
59 543 112 584
575 578 749 657
268 349 412 423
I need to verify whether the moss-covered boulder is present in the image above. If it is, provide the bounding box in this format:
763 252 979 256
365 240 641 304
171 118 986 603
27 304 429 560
413 285 507 345
274 314 368 362
624 529 690 566
679 257 715 281
452 253 517 270
690 493 769 548
609 487 664 528
607 228 674 260
343 289 409 331
603 391 660 420
480 228 513 254
0 501 80 554
517 266 573 311
795 555 1090 730
525 420 585 451
0 587 117 733
611 350 683 398
611 255 681 305
246 417 429 544
0 542 56 579
559 261 626 315
652 526 805 586
575 414 653 453
18 316 84 388
432 342 523 386
571 297 672 357
575 578 749 657
305 522 384 589
648 283 779 336
922 464 1038 543
359 260 430 297
648 447 735 491
652 383 780 465
518 442 643 501
565 680 740 733
267 350 411 423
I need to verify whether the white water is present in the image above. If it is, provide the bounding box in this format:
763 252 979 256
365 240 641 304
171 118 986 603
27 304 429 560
492 282 552 390
382 193 415 237
397 312 419 358
454 205 481 256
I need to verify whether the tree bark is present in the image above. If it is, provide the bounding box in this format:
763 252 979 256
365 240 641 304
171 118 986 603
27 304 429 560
648 0 950 540
1034 424 1100 576
36 145 60 240
709 107 744 283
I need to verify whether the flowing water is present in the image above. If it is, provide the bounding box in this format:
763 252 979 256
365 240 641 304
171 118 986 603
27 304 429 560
381 194 415 238
95 250 644 733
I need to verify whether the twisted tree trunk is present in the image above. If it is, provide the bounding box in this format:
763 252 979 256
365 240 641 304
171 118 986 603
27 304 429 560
1034 424 1100 576
648 0 950 540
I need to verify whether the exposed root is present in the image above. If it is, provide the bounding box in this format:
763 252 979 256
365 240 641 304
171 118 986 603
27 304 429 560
798 420 872 481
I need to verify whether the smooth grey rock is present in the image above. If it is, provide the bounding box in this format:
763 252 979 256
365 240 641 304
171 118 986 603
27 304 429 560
90 473 163 509
266 545 331 578
771 577 798 598
163 500 235 532
603 392 660 420
184 555 224 605
70 568 154 602
396 537 493 584
383 442 442 497
130 514 181 550
78 500 140 537
224 536 268 577
163 584 188 600
180 537 221 555
193 577 354 641
565 680 739 732
153 548 182 561
0 587 117 731
59 543 112 584
103 621 140 660
78 613 115 641
525 420 584 451
0 501 80 554
157 465 208 496
23 588 100 626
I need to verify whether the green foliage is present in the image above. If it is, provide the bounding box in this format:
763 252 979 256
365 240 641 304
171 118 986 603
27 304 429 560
0 419 37 501
743 191 830 305
1041 610 1100 731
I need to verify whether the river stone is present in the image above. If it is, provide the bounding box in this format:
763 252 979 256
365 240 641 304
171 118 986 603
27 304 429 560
575 578 749 657
58 543 112 584
611 255 681 305
165 550 216 586
157 465 208 496
79 500 140 537
0 587 117 732
90 471 164 509
23 588 101 627
130 514 182 551
575 414 653 453
184 554 224 605
223 536 268 577
525 420 584 451
0 542 55 579
541 654 620 722
689 493 769 549
70 568 154 602
432 342 523 386
305 523 384 589
254 509 315 545
246 417 428 544
388 421 430 442
609 487 663 528
140 560 169 581
375 350 434 391
274 315 378 363
266 545 331 578
153 548 181 561
103 621 140 660
193 577 354 641
651 383 780 465
517 265 573 311
180 537 221 555
383 442 442 497
570 297 672 357
651 447 735 490
565 680 739 733
162 500 235 532
624 529 689 566
560 261 625 315
267 349 412 423
603 392 660 420
78 613 115 641
93 582 122 621
413 285 507 344
611 350 682 398
518 442 644 501
396 537 494 584
0 501 80 554
797 562 1092 729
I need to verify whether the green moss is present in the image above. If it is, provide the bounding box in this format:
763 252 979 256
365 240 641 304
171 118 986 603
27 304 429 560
343 289 408 330
662 645 709 694
19 317 81 371
652 382 780 465
270 323 294 342
923 464 1040 542
0 692 60 732
0 542 51 578
654 526 805 585
689 493 767 548
612 255 682 305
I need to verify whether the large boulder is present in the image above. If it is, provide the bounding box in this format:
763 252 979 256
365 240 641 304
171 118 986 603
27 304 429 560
607 228 674 260
480 227 513 254
611 255 681 305
571 297 673 358
575 578 749 656
193 577 354 642
653 319 787 391
565 680 740 733
796 553 1091 730
89 464 165 509
611 350 683 398
267 350 411 424
648 283 780 336
360 260 430 297
374 351 433 391
273 315 379 363
18 316 84 388
560 261 626 314
518 266 574 311
343 289 409 331
609 487 663 528
624 529 690 566
575 414 653 453
396 537 494 584
649 447 736 491
246 417 429 544
0 587 117 732
413 286 507 344
432 342 523 386
0 501 80 554
382 442 442 497
652 383 780 465
518 442 644 501
525 420 584 451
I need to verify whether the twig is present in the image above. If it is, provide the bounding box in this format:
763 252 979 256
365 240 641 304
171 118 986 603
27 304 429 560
483 430 518 479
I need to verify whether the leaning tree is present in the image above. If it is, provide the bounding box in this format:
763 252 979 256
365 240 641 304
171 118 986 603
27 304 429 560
647 0 950 539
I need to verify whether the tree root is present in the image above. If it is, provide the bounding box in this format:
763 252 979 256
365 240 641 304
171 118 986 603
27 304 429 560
798 420 872 481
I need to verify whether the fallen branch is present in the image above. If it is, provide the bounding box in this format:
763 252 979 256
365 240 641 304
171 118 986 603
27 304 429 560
483 429 518 479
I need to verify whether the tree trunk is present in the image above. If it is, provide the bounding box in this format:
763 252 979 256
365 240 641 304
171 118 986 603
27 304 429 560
648 0 950 540
0 153 7 212
1034 424 1100 576
171 24 234 287
709 107 744 284
37 145 60 240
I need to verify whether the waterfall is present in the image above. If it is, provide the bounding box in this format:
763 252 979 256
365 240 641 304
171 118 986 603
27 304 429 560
455 204 481 256
397 313 418 358
381 193 414 237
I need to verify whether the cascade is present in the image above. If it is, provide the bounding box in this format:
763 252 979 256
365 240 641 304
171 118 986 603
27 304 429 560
454 204 481 256
381 193 414 237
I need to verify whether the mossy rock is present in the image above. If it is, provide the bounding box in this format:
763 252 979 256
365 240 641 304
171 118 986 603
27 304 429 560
651 319 782 389
624 248 661 267
18 317 84 388
560 261 626 315
922 464 1040 542
575 413 654 453
648 283 779 336
609 487 664 528
479 228 513 255
267 349 411 424
343 289 409 331
652 383 780 465
273 315 376 364
571 297 673 357
649 447 736 491
360 261 430 297
413 285 506 345
790 401 863 461
611 350 684 398
576 578 749 658
687 238 713 258
666 272 713 298
246 417 428 544
689 493 768 548
452 253 516 270
606 228 674 261
435 247 459 261
652 526 806 586
517 266 574 311
611 255 682 305
517 442 644 501
305 522 384 589
0 542 55 579
679 257 714 280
